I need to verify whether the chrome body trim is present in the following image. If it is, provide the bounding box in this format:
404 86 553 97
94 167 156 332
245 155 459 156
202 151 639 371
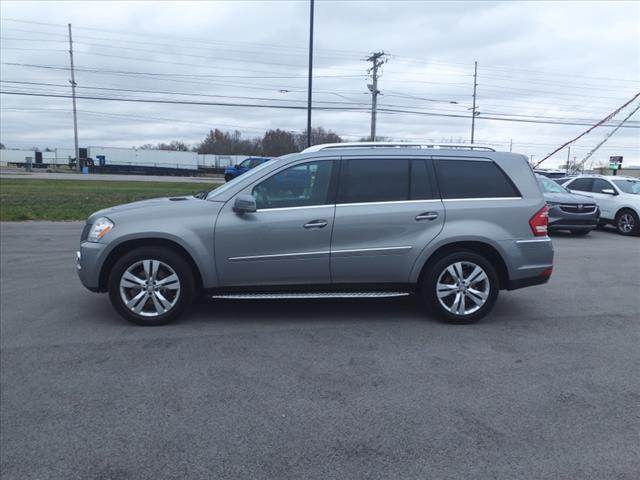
209 291 411 300
332 246 412 254
228 246 412 262
229 250 330 262
336 199 441 207
443 197 522 202
515 238 552 244
256 204 331 213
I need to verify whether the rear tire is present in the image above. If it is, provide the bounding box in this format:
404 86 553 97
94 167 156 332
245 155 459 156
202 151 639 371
224 174 234 182
108 247 195 326
615 209 639 236
419 251 499 324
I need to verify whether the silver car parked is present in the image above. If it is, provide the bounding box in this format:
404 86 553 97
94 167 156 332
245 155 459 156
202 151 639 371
77 143 554 326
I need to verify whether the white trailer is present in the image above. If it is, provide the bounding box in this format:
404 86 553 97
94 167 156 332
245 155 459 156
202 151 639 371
0 149 36 165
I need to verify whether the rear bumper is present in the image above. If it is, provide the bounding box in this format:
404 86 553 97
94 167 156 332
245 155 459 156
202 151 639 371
507 269 552 290
499 237 554 290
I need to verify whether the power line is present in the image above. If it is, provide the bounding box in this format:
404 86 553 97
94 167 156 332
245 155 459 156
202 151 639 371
578 102 640 168
533 92 640 167
3 90 639 129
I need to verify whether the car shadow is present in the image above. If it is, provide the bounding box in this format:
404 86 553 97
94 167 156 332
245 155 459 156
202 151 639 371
184 295 425 325
176 292 534 328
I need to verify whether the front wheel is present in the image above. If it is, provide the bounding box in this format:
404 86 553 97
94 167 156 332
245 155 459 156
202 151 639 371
615 209 639 236
419 251 499 324
108 247 195 326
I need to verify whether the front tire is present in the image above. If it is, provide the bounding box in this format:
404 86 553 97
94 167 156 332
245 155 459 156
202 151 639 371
108 247 195 326
615 209 639 236
419 251 499 324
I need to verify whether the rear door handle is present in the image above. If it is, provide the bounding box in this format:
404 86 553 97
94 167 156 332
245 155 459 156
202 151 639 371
304 219 328 229
415 212 439 221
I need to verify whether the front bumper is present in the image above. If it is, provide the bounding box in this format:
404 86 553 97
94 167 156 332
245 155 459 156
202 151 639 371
76 241 107 292
548 205 600 231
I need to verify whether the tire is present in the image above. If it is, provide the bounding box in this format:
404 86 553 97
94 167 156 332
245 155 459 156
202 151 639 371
108 247 195 326
570 229 590 236
224 174 234 183
614 209 639 236
419 251 500 325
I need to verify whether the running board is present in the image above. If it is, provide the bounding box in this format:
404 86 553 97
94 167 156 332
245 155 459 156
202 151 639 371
208 291 411 300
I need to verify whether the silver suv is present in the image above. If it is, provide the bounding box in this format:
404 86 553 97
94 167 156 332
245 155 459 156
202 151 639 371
77 143 554 326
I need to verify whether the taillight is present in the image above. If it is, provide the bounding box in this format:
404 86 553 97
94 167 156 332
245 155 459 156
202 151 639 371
529 205 549 236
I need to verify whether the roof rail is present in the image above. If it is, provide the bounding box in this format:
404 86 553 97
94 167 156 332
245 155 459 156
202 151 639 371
302 142 496 153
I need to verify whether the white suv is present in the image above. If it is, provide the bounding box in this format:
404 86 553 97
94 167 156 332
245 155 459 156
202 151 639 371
562 175 640 235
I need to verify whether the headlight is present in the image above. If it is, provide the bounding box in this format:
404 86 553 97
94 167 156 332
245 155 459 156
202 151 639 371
88 217 114 242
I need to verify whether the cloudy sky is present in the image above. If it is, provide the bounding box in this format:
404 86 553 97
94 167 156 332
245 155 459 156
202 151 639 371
1 0 638 168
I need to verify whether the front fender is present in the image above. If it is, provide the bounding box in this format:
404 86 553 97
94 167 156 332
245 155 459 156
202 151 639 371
101 229 216 287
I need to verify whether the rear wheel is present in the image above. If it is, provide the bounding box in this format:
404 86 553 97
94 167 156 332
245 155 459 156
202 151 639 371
224 174 234 182
419 251 499 324
615 209 639 236
108 247 195 326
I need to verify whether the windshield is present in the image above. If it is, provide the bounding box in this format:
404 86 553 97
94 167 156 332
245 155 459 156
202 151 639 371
538 176 568 194
239 158 252 168
612 179 640 195
206 155 294 200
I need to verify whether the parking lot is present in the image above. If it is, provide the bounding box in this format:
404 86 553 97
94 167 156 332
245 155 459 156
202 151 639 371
1 222 638 479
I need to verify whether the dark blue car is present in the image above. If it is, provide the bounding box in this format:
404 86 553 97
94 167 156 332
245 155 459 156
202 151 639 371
224 157 271 182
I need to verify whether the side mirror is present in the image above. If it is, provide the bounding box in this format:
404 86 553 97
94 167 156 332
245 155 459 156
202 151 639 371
233 194 257 214
601 188 617 195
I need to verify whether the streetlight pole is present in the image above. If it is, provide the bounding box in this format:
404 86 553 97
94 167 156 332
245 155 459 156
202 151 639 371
306 0 314 148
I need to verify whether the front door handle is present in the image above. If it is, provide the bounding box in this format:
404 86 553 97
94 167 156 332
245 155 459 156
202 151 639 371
415 212 439 221
304 219 328 229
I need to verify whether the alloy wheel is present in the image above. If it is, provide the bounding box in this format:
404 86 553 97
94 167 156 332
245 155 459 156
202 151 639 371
436 261 491 316
119 259 181 317
618 213 635 234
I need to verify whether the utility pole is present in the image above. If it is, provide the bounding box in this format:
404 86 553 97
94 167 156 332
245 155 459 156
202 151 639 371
67 23 80 172
306 0 314 148
565 145 571 174
366 51 386 141
509 139 513 152
470 61 478 143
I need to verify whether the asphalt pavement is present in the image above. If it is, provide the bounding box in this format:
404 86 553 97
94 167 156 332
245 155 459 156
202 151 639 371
1 222 639 480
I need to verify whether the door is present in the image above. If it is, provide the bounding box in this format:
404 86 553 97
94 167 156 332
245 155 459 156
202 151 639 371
215 159 336 286
589 178 618 220
330 157 445 284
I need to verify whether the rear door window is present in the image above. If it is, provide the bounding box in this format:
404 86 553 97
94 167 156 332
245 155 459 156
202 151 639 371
435 159 520 199
410 159 436 200
337 159 409 204
336 158 435 204
566 178 593 192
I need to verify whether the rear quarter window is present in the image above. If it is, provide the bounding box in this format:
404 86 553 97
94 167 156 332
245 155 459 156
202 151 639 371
435 159 520 199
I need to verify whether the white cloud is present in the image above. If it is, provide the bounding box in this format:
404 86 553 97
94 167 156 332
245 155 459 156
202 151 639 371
1 0 638 167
